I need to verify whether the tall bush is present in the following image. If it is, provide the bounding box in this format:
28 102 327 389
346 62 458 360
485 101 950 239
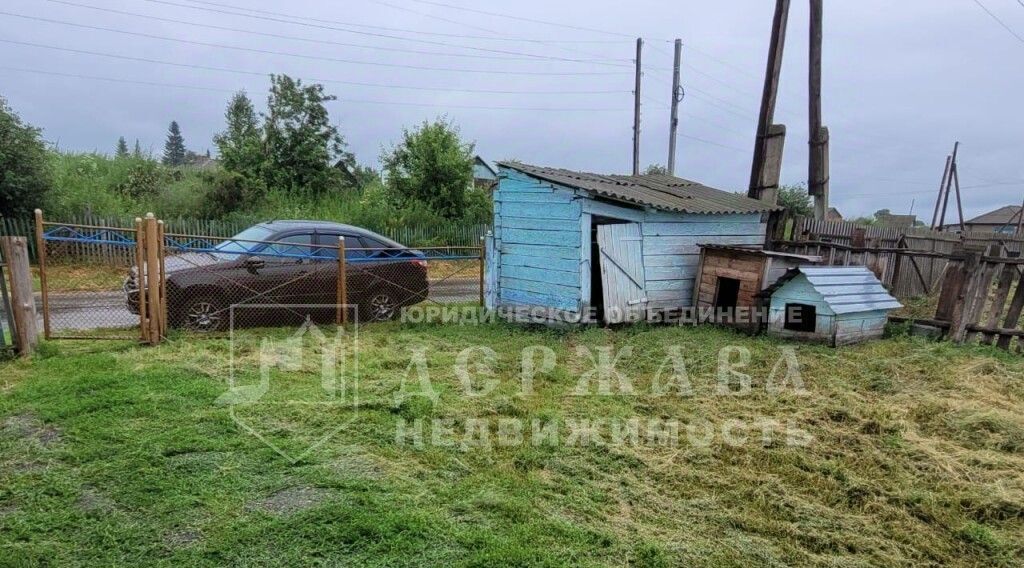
0 96 51 217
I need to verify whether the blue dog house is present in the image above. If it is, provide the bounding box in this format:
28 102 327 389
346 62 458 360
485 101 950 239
762 266 902 346
484 162 780 323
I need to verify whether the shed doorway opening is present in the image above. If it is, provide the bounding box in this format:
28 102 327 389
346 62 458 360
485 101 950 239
591 218 646 324
784 303 817 332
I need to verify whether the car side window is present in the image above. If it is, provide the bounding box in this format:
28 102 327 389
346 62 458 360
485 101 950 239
314 233 343 259
264 233 313 259
359 236 399 258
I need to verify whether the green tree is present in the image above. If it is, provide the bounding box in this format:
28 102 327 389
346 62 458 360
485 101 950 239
115 136 129 159
214 91 262 180
382 118 474 219
777 184 813 216
261 75 346 193
644 164 668 175
0 97 51 217
133 139 143 158
162 120 186 166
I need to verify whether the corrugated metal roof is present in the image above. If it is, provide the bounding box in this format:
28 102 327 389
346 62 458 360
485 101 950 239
786 266 902 315
497 161 781 215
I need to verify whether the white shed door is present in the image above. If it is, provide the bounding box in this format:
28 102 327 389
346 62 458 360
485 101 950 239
597 223 648 323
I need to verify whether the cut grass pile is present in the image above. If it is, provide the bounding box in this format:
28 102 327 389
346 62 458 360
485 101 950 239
0 322 1022 566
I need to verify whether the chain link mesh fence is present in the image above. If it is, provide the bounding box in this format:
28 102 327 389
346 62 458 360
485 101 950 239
36 218 483 341
40 222 141 339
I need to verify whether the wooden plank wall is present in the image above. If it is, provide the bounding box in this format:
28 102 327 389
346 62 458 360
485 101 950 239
643 212 766 309
493 170 582 312
694 249 764 309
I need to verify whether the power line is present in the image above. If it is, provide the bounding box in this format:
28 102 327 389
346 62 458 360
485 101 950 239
400 0 636 38
0 66 627 112
40 0 580 63
144 0 627 44
364 0 628 62
0 38 631 93
130 0 632 65
0 21 626 76
971 0 1024 44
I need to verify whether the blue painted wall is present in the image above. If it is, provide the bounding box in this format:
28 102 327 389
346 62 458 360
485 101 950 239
766 274 890 345
493 169 582 312
491 167 767 315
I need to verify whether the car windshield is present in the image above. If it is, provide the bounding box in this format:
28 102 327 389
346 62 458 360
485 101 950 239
212 225 276 258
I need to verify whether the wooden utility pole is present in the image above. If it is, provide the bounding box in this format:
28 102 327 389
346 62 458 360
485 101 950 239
1016 195 1024 235
938 142 961 231
633 37 643 176
667 38 683 175
748 0 791 203
930 155 952 230
808 0 830 220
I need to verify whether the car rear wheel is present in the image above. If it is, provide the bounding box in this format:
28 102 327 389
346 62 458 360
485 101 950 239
363 289 398 322
181 294 227 333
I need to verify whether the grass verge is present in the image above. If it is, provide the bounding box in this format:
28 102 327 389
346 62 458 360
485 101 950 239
0 322 1022 566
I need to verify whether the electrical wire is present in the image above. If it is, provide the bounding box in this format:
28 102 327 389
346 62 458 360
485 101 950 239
399 0 636 38
39 0 583 63
0 39 633 93
126 0 633 65
971 0 1024 44
140 0 628 45
0 66 628 112
0 30 624 77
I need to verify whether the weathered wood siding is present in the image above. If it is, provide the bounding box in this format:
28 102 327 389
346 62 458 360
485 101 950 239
644 213 766 309
767 275 837 342
833 311 888 345
493 169 582 312
695 249 765 309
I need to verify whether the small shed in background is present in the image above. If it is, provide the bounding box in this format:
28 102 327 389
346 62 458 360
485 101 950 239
761 266 902 346
473 156 499 190
694 245 821 327
484 162 780 323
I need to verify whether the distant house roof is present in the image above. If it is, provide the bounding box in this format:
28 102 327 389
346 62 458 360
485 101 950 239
761 266 901 314
964 205 1022 226
498 161 780 215
875 212 917 228
473 156 498 179
826 207 843 221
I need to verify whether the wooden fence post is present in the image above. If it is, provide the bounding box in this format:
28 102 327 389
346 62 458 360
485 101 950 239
478 239 485 307
0 237 39 356
144 214 162 345
158 220 167 338
135 217 148 344
33 209 50 339
947 250 981 342
336 236 347 325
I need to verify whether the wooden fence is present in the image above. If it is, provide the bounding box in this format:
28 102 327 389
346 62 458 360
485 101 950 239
2 213 489 265
927 246 1024 353
774 216 1024 299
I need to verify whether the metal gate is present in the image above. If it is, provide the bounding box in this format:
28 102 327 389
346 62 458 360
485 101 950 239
35 211 147 340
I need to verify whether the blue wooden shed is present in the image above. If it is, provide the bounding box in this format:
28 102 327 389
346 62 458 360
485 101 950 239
762 266 902 346
484 162 780 323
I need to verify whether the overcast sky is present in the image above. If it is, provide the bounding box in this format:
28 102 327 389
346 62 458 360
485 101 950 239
2 0 1023 219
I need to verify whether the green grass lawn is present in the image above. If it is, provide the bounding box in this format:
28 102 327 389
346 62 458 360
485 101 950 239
1 322 1023 566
